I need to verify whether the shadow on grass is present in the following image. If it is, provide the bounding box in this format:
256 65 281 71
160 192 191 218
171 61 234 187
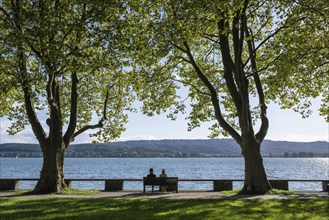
5 190 36 197
1 197 328 220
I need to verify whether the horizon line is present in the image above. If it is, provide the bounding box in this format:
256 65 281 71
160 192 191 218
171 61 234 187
1 138 328 145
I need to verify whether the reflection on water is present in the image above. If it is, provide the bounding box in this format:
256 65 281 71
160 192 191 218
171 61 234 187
1 158 328 190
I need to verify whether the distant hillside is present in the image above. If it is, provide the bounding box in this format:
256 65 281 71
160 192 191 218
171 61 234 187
0 139 328 158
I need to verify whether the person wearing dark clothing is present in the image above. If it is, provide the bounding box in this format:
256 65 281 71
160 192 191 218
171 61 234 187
147 168 156 177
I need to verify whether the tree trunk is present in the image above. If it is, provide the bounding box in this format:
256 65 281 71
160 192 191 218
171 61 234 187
241 138 271 194
34 142 66 194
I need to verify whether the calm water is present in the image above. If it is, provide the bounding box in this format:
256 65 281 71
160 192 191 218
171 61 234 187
0 158 328 190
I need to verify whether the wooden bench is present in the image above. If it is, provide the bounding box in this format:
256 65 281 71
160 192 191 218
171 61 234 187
143 177 178 193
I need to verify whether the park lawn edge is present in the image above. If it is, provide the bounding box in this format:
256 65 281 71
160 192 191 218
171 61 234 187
220 188 297 196
0 197 328 220
14 188 100 195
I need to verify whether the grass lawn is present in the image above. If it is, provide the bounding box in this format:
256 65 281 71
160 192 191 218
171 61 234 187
14 188 100 196
0 198 328 220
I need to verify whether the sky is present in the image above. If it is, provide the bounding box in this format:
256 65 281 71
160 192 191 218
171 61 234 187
0 98 328 144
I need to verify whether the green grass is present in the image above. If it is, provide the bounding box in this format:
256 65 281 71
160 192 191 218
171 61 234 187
14 188 100 196
220 189 242 196
0 198 328 220
56 188 100 195
13 190 33 195
266 189 297 195
221 189 297 196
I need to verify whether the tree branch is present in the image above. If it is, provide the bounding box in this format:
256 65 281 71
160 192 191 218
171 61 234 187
71 83 114 141
72 122 103 139
232 10 241 65
173 78 211 97
176 56 191 64
244 18 268 143
170 41 188 53
246 50 284 77
202 34 220 45
103 84 116 120
183 41 242 143
244 15 307 67
8 2 47 146
63 72 79 145
294 0 326 17
218 19 243 119
1 4 50 70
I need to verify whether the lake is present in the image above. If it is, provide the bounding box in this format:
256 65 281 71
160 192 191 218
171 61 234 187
0 158 328 190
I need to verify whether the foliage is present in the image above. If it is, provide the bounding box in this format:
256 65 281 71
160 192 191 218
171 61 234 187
0 0 134 144
1 1 327 142
0 198 328 220
262 0 329 121
128 0 329 140
125 0 329 193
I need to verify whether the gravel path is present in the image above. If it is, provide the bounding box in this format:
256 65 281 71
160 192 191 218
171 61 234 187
1 190 328 200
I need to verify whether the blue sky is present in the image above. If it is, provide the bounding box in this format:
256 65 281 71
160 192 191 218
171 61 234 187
114 100 328 142
0 98 328 144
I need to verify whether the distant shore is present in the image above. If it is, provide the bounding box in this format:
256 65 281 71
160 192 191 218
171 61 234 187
1 139 328 158
1 155 328 158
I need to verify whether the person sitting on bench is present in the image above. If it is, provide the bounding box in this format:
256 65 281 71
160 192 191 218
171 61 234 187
159 169 167 192
147 168 156 177
159 169 167 177
146 168 156 191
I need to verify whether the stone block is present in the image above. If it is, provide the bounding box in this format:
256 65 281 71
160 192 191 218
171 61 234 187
213 180 233 191
0 179 19 191
105 180 124 191
269 180 289 190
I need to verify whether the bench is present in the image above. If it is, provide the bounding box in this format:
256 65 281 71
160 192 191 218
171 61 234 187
143 177 178 193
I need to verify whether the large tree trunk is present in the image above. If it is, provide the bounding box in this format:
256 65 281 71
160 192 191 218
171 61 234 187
34 142 66 194
241 138 271 194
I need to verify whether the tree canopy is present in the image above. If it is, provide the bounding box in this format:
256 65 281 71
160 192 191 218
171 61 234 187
262 0 328 121
127 0 328 193
1 0 327 144
129 0 328 136
0 0 134 144
0 0 139 193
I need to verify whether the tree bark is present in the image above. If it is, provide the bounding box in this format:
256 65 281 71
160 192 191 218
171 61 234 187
241 137 271 194
34 142 66 194
182 38 272 194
